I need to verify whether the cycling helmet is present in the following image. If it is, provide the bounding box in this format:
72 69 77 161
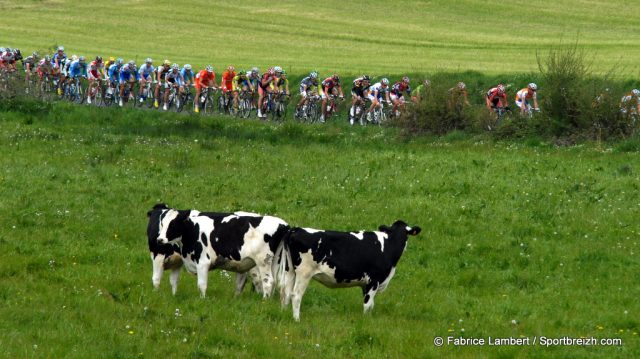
57 46 64 52
424 79 431 87
633 89 640 96
238 70 246 76
32 51 39 58
309 71 318 79
362 75 371 81
281 69 287 76
109 56 115 62
274 66 282 73
268 67 275 75
251 67 259 73
128 60 135 67
497 84 506 93
184 64 192 70
381 78 389 85
145 57 152 64
332 74 340 82
172 63 179 70
457 81 466 90
79 56 86 62
206 65 214 73
0 47 5 53
227 65 235 72
402 76 410 84
44 55 51 62
528 83 538 91
95 56 102 62
116 58 123 65
71 54 78 61
163 59 171 66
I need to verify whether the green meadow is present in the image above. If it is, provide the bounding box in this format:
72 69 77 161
1 0 640 75
0 101 638 358
1 0 640 357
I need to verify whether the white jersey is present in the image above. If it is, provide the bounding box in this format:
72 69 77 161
369 82 388 95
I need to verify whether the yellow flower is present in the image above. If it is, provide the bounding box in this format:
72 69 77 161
128 331 134 335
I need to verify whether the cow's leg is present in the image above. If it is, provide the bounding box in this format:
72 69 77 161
234 272 248 296
151 253 165 290
291 272 313 321
169 268 180 295
363 283 379 314
249 267 263 295
280 266 295 308
196 262 210 298
257 254 274 298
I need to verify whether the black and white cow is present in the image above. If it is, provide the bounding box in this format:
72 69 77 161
155 206 289 298
147 204 184 295
279 220 421 321
147 204 263 296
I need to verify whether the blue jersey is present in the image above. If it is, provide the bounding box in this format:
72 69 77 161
138 63 155 79
108 64 121 82
68 60 87 78
52 52 67 67
180 68 194 82
119 66 140 82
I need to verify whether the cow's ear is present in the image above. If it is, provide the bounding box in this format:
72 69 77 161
408 226 422 236
378 225 390 232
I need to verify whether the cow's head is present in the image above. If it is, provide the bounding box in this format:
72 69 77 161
378 220 421 237
156 208 198 244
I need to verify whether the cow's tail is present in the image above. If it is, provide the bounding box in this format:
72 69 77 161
275 229 294 306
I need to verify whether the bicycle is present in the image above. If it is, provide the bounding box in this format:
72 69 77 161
176 84 193 113
86 81 105 107
103 81 119 107
295 93 321 123
488 106 512 130
65 77 85 104
271 92 289 122
218 90 233 115
38 73 54 100
323 94 344 122
197 87 217 115
237 90 253 118
164 84 181 111
135 80 156 109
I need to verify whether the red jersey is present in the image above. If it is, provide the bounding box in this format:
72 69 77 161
486 87 507 102
221 70 236 90
195 70 216 88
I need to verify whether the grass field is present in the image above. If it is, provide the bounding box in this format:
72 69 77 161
0 100 639 357
1 0 640 75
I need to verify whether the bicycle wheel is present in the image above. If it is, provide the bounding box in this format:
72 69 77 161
239 98 251 118
74 83 85 104
217 94 226 114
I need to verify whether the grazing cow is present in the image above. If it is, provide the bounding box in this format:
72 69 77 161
155 206 289 298
279 220 421 321
146 204 262 296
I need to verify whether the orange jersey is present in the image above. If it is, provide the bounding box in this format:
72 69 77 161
195 70 216 88
221 70 236 90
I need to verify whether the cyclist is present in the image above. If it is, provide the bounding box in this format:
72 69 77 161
620 89 640 119
118 61 140 106
194 65 218 113
349 75 371 125
232 70 253 110
411 79 431 103
221 65 236 93
154 60 171 108
273 67 288 94
137 58 155 103
107 58 124 97
390 76 412 116
320 74 344 122
295 71 320 118
86 59 103 104
103 56 115 78
485 84 509 113
248 67 260 108
447 81 471 110
65 56 87 97
162 63 184 111
367 78 391 122
515 83 540 115
51 46 67 94
36 55 54 88
23 51 39 89
181 64 194 87
258 67 278 118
